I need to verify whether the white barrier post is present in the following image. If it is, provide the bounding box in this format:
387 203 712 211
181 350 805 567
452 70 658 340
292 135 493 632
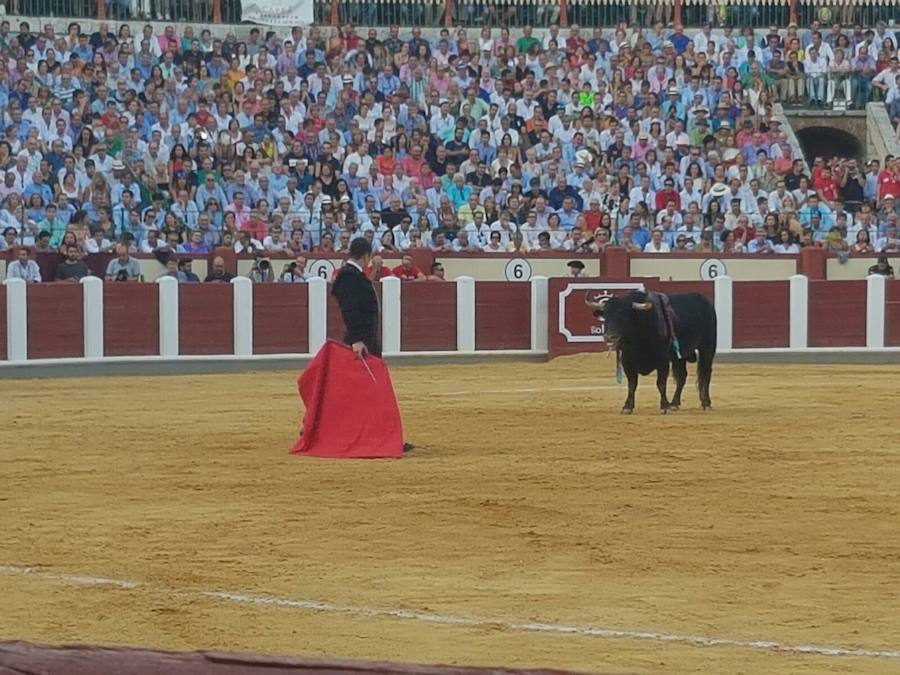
713 275 733 352
456 276 476 352
866 273 886 349
789 274 809 350
4 277 27 361
381 275 401 354
231 276 253 356
156 275 179 357
530 275 548 352
307 276 327 354
80 276 104 359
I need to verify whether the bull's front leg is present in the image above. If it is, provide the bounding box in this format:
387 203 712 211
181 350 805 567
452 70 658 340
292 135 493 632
656 362 671 414
622 369 638 415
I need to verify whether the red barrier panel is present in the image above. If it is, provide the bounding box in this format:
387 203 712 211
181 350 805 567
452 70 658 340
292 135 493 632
0 290 6 360
104 284 159 356
799 247 827 279
603 247 629 277
178 284 233 355
253 284 309 354
401 282 457 351
885 281 900 347
475 282 531 350
26 284 83 359
808 280 867 347
732 281 790 348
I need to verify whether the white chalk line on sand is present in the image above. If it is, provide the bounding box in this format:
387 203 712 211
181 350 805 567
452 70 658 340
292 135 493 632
436 385 620 397
2 565 899 661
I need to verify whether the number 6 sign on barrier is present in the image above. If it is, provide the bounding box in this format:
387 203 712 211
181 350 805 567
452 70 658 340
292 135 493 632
310 259 336 280
699 258 726 281
504 258 532 281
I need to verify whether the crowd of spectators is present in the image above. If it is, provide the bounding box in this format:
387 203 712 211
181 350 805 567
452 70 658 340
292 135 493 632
1 18 900 285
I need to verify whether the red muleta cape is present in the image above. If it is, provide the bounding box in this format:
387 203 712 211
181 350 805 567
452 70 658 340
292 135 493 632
290 340 403 459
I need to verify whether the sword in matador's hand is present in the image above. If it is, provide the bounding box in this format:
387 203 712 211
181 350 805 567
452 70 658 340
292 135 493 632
359 354 377 383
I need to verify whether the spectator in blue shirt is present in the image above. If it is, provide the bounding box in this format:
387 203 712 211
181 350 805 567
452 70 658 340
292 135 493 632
446 174 472 208
669 24 691 54
23 171 52 206
376 65 400 98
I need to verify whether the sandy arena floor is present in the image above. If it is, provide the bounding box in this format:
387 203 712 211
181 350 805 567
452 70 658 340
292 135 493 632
1 357 900 674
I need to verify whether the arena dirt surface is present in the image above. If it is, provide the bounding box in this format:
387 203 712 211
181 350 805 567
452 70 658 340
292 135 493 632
1 357 899 674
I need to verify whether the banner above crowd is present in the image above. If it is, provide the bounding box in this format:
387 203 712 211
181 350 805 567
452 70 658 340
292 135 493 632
242 0 314 26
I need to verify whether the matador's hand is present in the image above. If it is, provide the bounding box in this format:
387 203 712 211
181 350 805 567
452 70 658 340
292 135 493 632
352 341 368 358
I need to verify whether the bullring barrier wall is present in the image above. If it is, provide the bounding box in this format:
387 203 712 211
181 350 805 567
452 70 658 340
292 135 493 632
2 273 899 373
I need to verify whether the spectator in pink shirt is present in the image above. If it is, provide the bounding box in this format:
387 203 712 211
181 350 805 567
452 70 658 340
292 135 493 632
429 65 452 94
225 192 251 229
633 130 654 161
157 25 179 53
401 144 426 183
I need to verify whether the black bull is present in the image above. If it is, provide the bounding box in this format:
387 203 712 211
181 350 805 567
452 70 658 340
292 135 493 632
586 291 717 414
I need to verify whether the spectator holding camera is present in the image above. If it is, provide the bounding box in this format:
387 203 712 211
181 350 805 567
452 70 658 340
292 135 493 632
249 258 275 283
868 255 895 278
280 256 311 283
104 244 141 282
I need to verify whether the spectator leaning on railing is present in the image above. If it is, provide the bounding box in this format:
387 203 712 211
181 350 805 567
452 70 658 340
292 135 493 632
0 20 898 281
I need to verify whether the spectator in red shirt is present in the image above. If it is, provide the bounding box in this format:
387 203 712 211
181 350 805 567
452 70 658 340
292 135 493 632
392 254 426 281
401 144 427 183
878 157 900 201
367 255 394 281
814 166 839 204
582 199 604 232
565 25 586 53
655 178 681 212
242 208 268 241
194 98 213 128
375 147 397 176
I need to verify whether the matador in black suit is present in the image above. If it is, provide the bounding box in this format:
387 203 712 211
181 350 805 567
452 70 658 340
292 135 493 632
332 238 381 358
331 237 412 452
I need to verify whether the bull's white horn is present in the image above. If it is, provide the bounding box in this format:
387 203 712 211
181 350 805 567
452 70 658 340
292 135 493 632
632 301 653 311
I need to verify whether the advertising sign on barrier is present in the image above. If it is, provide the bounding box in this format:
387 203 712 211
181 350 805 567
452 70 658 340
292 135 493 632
242 0 314 25
557 282 646 343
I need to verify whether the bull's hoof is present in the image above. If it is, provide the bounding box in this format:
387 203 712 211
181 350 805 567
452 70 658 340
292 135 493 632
702 405 713 411
669 405 680 412
660 408 669 415
621 408 634 415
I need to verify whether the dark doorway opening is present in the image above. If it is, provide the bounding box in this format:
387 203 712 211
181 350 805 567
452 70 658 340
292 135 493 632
795 126 864 162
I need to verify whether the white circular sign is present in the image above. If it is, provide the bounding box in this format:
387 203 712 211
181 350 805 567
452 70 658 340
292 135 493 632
699 258 727 281
504 258 532 282
310 259 336 280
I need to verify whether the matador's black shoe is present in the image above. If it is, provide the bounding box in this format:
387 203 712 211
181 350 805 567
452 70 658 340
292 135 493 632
403 443 415 453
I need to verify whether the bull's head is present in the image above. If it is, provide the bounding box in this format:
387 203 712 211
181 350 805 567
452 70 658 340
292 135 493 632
587 291 654 346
